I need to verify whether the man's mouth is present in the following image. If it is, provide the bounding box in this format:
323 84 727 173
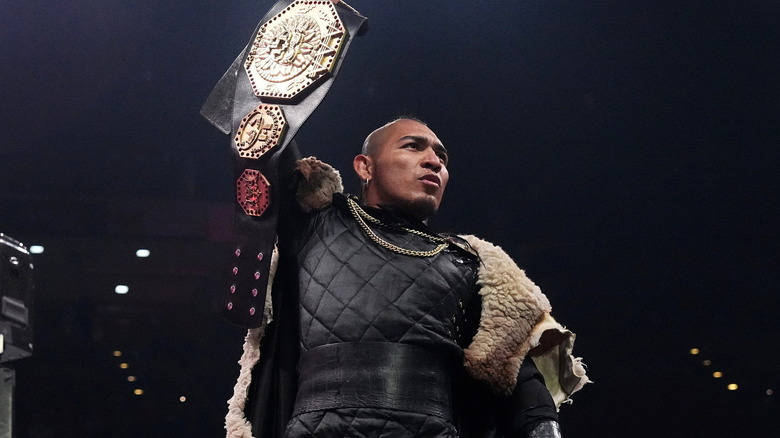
419 174 441 187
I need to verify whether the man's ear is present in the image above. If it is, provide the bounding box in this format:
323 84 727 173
353 154 372 181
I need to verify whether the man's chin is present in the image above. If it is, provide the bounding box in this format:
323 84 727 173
404 197 439 222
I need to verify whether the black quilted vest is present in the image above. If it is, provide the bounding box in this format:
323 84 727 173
296 194 480 360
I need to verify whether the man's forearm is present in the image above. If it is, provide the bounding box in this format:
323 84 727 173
504 357 561 437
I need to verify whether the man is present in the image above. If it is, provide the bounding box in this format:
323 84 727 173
225 118 588 438
353 118 450 223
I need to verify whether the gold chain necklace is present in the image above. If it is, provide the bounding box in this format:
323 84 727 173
346 197 449 257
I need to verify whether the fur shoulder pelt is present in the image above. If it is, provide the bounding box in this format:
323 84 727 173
460 235 589 406
295 156 343 212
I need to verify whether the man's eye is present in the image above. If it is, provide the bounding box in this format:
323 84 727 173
403 143 418 149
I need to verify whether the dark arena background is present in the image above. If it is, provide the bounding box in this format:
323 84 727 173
1 1 778 437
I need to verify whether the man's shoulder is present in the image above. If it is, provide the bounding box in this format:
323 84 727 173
440 234 480 259
455 234 502 255
452 235 517 268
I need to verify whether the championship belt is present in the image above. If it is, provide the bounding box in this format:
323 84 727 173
201 0 368 328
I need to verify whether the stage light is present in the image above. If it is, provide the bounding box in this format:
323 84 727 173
30 245 44 254
727 384 738 391
702 359 711 366
179 396 187 403
115 285 129 294
767 389 774 396
713 371 723 378
120 362 129 369
113 350 122 357
689 348 700 355
133 389 144 396
135 249 151 258
127 376 137 382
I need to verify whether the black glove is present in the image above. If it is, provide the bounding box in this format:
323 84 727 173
528 420 562 438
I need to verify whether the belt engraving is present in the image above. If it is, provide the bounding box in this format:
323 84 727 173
244 0 348 100
234 104 287 159
236 169 271 217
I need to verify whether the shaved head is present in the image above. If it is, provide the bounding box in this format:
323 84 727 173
362 117 428 157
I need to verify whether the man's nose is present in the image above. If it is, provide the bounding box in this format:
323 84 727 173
421 148 442 172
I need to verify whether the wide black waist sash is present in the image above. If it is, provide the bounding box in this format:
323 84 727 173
292 342 455 421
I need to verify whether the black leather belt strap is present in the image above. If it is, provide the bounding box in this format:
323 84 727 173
293 343 455 421
200 1 368 328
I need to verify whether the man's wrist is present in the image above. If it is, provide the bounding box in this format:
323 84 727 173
528 420 562 438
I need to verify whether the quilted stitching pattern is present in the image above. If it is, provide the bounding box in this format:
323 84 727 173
284 408 458 438
297 207 477 355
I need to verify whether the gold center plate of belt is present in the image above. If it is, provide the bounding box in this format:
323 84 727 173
244 0 348 101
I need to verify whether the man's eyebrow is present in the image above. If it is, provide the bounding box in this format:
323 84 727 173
398 135 448 155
